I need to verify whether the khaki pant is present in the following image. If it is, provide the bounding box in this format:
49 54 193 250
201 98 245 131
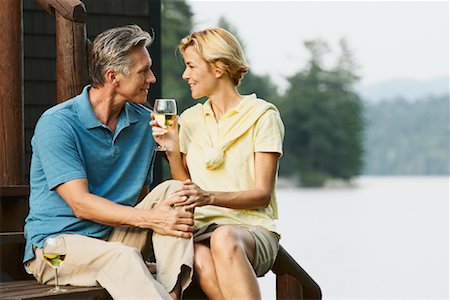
25 180 194 300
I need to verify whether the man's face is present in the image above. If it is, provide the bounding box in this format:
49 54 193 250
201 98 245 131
115 46 156 104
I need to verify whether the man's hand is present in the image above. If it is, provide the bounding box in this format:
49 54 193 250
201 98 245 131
143 197 194 238
56 178 194 238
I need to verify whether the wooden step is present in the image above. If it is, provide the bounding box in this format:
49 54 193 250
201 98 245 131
0 280 111 299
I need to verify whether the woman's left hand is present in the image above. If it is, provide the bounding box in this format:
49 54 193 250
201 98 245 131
171 180 211 210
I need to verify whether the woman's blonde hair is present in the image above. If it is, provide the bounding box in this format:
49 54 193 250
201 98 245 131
178 27 249 86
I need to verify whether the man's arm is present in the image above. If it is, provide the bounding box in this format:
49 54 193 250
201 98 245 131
56 178 193 238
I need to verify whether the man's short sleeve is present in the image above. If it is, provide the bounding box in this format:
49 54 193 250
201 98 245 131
254 109 285 155
144 150 156 186
32 115 87 190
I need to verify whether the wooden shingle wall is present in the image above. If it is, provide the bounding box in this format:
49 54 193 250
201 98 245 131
23 0 159 181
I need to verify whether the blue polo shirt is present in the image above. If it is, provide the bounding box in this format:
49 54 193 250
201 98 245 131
24 85 156 263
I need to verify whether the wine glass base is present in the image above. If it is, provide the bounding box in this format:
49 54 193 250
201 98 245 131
155 146 168 152
48 286 68 293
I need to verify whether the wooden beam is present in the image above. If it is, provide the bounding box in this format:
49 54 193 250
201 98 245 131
0 185 30 198
55 12 88 103
273 246 322 299
276 273 304 299
36 0 86 22
36 0 88 103
0 0 24 186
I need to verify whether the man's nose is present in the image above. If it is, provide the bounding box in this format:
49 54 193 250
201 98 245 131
147 70 156 84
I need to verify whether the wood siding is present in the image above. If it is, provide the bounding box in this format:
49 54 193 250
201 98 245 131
23 0 158 181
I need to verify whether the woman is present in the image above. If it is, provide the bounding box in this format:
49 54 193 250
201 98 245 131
152 27 284 300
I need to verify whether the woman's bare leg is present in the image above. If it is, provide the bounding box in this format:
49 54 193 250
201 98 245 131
194 242 225 300
210 226 260 300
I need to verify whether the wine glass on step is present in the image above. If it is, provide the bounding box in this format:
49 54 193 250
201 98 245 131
43 236 68 293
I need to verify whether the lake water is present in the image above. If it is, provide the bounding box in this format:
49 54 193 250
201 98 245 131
258 176 449 300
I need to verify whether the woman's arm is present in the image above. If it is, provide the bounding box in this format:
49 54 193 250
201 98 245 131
172 152 280 210
150 115 190 180
166 151 190 181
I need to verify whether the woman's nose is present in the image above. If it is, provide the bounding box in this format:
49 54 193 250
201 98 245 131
182 69 189 80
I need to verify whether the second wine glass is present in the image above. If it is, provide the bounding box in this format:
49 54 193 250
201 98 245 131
43 236 67 293
153 99 177 151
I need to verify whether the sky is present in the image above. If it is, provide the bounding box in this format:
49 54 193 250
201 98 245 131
187 1 449 92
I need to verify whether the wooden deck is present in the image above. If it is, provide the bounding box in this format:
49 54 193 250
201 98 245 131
0 281 111 300
0 1 321 298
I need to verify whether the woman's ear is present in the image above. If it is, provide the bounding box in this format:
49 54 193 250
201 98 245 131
213 61 227 79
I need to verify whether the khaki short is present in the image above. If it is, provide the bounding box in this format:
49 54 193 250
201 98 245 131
194 224 280 277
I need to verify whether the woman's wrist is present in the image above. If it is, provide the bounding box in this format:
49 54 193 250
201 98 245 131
204 190 213 206
166 147 181 159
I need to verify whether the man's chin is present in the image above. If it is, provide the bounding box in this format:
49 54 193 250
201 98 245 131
128 97 147 105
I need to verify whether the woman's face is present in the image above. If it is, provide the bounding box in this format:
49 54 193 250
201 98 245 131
182 46 218 99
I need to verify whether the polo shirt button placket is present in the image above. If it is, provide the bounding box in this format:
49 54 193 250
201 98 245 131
113 144 120 156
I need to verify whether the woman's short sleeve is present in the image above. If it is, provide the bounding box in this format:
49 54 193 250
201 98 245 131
253 109 285 155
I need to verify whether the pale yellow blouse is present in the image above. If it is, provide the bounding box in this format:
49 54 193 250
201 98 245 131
179 94 284 233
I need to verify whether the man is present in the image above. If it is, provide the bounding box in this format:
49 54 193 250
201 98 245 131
24 25 193 300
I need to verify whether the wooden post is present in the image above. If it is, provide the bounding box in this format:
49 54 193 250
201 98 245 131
55 12 88 103
0 0 24 186
273 246 322 300
36 0 88 103
277 273 304 299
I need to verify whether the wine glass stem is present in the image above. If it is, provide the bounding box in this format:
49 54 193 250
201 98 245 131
162 134 165 150
55 268 60 290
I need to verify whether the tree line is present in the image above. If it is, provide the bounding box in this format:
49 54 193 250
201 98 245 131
363 95 449 175
161 1 363 187
161 1 448 186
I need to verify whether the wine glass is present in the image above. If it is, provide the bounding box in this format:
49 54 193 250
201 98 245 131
153 99 177 151
43 236 68 293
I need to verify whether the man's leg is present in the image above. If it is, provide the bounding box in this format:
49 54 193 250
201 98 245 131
25 234 171 300
108 180 194 295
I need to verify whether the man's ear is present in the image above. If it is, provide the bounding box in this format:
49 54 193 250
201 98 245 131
104 69 118 85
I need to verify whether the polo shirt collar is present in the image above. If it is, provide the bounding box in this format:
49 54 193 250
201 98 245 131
203 93 257 117
77 85 141 130
203 100 215 117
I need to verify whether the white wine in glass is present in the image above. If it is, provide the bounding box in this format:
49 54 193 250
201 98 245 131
153 99 177 151
43 236 68 293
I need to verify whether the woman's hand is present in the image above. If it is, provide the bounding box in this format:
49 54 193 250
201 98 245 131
171 179 211 210
150 113 180 153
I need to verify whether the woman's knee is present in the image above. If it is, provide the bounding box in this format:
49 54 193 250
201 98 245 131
210 226 245 259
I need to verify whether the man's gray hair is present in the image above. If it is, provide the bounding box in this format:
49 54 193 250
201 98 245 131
89 24 153 87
